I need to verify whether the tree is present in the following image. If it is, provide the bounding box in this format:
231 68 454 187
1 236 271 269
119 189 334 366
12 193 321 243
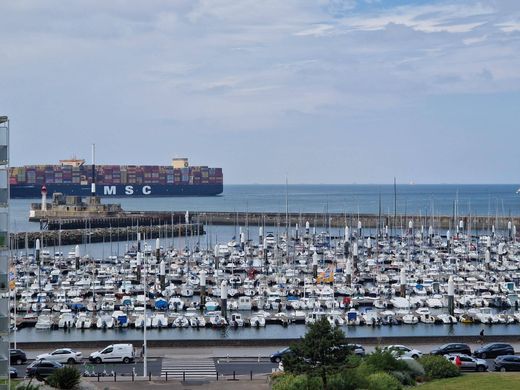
283 317 350 389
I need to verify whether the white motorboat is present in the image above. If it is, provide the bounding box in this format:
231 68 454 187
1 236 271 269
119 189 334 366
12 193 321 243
35 310 53 330
436 314 458 324
96 314 114 329
75 312 93 329
327 312 345 327
112 310 129 327
151 313 169 328
58 310 75 328
249 314 266 327
208 313 227 327
172 315 189 328
237 296 252 310
168 297 185 311
305 311 326 325
205 300 219 311
402 313 419 324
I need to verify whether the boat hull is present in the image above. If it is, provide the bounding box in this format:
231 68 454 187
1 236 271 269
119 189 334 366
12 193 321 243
10 183 223 198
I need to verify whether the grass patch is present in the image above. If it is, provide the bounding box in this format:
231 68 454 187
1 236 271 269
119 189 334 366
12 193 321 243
417 373 520 390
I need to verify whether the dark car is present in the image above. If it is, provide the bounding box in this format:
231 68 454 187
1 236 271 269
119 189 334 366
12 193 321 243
10 367 18 379
338 343 366 356
474 343 514 359
10 349 27 365
26 360 63 378
430 343 471 356
494 355 520 372
270 347 292 363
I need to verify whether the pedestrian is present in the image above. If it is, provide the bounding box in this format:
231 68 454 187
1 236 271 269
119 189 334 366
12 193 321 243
479 329 485 344
455 355 461 368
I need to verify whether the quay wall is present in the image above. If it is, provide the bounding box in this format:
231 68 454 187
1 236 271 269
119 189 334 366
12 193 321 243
10 223 204 249
190 211 520 231
14 335 520 350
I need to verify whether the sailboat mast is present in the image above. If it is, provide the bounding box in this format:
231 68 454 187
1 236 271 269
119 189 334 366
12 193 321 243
393 177 397 238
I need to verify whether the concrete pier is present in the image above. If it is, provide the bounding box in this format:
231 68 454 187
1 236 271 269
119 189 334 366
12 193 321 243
189 211 519 231
11 223 204 249
34 212 187 230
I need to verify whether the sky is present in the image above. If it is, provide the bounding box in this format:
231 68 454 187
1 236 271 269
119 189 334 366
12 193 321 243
1 0 519 184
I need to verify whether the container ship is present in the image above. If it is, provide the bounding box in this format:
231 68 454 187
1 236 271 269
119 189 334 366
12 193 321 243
9 157 223 198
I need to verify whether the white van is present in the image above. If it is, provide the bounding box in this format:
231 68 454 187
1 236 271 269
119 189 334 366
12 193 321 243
89 344 135 364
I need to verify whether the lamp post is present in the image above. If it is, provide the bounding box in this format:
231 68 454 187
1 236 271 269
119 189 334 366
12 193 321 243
199 270 206 309
36 239 41 309
142 247 148 378
75 245 80 270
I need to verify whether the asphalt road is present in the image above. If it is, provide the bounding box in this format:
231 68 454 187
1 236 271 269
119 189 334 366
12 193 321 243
11 358 277 379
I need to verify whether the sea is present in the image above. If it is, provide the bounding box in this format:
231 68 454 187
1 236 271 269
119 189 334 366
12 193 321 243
11 184 520 232
10 184 520 341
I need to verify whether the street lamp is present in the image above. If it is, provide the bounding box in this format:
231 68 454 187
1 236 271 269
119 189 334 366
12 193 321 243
139 249 148 377
35 239 41 309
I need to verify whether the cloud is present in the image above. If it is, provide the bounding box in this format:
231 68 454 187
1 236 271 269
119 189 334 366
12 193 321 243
338 3 494 33
496 21 520 32
1 0 520 183
294 24 335 37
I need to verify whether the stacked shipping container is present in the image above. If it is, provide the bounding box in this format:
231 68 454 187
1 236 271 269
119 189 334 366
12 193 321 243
9 162 223 194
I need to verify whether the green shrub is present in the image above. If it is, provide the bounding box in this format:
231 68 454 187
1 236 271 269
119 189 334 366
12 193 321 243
367 372 402 390
353 361 377 386
272 373 322 390
418 355 460 379
390 370 414 386
46 366 81 389
15 384 40 390
401 357 425 378
364 349 410 373
328 369 364 390
344 353 362 368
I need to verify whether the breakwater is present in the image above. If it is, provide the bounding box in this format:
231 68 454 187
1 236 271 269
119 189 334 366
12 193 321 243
40 212 186 230
189 211 519 231
10 223 204 249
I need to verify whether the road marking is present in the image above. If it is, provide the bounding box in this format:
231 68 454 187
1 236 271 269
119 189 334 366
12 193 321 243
161 358 217 379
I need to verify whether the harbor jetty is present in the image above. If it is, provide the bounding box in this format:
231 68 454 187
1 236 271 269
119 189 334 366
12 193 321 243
11 223 204 248
31 209 520 233
189 211 520 231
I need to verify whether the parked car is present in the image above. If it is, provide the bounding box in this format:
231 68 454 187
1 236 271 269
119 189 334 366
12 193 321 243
270 347 292 363
473 343 514 359
26 360 63 378
383 345 423 359
338 344 366 356
10 349 27 365
36 348 83 364
10 367 18 379
445 354 488 372
430 343 471 356
89 344 134 364
494 355 520 372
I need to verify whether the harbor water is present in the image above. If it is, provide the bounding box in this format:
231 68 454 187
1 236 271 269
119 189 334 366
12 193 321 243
12 322 520 343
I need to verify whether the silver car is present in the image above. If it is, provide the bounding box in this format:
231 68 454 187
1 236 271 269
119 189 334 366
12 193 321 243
445 353 488 372
36 348 83 364
383 345 423 359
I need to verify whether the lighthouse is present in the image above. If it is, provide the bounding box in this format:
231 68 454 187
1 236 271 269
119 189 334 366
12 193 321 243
41 186 47 211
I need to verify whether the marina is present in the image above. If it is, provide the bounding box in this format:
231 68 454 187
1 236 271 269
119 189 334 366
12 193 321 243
8 197 520 342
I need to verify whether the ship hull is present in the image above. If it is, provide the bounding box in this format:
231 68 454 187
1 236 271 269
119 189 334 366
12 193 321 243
10 183 223 198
